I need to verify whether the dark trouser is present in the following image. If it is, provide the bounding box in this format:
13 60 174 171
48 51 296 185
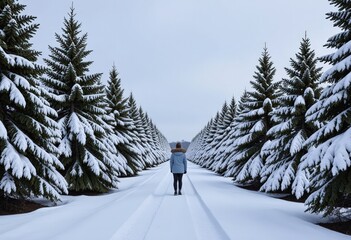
173 173 183 192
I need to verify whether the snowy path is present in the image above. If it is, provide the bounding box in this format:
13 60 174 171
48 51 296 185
110 162 229 240
0 162 350 240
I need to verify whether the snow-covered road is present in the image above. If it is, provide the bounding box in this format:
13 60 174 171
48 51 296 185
110 162 229 240
0 162 350 240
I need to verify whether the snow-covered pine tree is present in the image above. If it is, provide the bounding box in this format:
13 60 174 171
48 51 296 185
187 135 196 156
197 113 220 167
0 1 67 202
127 93 149 168
212 97 237 174
156 129 171 160
191 119 210 165
150 121 169 162
42 7 119 193
202 111 223 168
205 102 228 170
260 36 322 197
229 47 280 187
106 65 143 176
139 109 169 165
186 130 200 162
139 108 158 166
187 121 210 164
300 0 351 216
224 91 251 177
100 97 130 178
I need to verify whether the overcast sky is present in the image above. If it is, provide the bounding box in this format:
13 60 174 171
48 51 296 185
23 0 336 142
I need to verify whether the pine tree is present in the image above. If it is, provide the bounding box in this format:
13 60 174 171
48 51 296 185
224 91 251 177
201 112 221 167
140 110 158 165
0 1 67 202
205 102 228 169
212 97 237 174
156 129 171 160
149 121 167 161
260 36 322 197
127 93 148 168
301 0 351 216
193 117 214 166
106 66 143 176
229 47 280 186
187 121 212 164
42 7 119 193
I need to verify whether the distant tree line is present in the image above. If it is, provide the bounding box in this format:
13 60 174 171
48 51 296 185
187 0 351 219
0 1 170 204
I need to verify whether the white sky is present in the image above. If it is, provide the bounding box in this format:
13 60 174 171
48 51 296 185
23 0 336 142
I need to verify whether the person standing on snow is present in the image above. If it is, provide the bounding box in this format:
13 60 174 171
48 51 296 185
170 142 187 195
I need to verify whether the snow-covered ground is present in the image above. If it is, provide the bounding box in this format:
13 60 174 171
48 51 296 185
0 162 349 240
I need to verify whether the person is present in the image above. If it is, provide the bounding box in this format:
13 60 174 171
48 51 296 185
170 142 187 195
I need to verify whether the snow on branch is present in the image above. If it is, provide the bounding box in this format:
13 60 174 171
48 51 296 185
26 137 54 165
43 165 67 193
12 127 28 152
290 130 305 156
331 39 351 61
250 120 265 133
0 120 7 139
68 112 86 145
12 73 30 90
332 71 351 94
0 47 16 66
0 74 26 107
58 136 72 157
292 167 310 199
83 151 101 176
83 93 105 102
0 173 16 194
22 155 37 179
294 96 305 107
1 143 24 178
321 55 351 82
8 54 35 68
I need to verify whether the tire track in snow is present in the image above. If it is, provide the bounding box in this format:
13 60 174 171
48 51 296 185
0 165 166 240
184 173 231 240
49 165 171 240
109 168 171 240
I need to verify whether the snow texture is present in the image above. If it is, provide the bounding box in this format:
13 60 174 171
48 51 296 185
0 162 348 240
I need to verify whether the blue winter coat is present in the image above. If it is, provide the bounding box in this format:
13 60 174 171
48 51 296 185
170 152 187 173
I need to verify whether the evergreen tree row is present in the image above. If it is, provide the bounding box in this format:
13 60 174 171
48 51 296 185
0 1 170 204
188 0 351 218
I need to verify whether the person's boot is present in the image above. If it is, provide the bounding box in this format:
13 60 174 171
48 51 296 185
174 190 177 195
178 190 182 195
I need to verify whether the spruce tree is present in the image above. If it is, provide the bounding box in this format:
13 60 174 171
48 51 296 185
149 121 166 161
189 132 201 164
157 129 171 160
200 112 220 167
205 102 228 169
229 47 280 186
301 0 351 216
260 36 322 197
106 66 143 176
0 1 67 202
42 7 119 193
188 121 212 164
142 111 159 165
212 97 237 174
224 91 251 177
127 94 148 168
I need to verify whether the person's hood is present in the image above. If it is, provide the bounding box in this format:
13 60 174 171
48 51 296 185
171 148 186 153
